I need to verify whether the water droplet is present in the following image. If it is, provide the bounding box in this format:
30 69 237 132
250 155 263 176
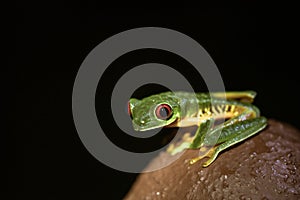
271 147 275 151
198 170 204 176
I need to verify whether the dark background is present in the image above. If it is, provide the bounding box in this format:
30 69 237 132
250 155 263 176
12 4 299 200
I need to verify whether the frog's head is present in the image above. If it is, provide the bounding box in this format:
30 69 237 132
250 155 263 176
128 93 180 131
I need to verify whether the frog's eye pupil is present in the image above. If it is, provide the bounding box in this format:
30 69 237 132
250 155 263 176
155 104 172 120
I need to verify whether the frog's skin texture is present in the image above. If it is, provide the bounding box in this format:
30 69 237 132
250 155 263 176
129 91 267 167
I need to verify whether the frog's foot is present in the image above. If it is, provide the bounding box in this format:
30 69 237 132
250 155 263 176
189 146 217 166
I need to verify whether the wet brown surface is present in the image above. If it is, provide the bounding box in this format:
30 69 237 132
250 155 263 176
124 119 300 200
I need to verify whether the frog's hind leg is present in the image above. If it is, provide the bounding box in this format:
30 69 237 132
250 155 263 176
202 116 267 167
210 91 257 103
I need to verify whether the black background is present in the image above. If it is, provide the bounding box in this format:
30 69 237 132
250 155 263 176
12 4 299 200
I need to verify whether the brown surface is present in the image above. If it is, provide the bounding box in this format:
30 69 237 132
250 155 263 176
124 119 300 200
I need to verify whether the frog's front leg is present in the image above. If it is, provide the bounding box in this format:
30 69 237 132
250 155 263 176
167 120 214 155
167 133 192 155
191 116 267 167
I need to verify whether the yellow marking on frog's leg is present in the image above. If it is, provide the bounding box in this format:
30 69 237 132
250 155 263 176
189 146 217 164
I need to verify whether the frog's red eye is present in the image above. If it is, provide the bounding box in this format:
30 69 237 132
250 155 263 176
155 104 173 120
128 101 133 119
